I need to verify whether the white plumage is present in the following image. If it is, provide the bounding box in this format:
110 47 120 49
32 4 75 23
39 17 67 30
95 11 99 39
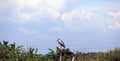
57 39 65 48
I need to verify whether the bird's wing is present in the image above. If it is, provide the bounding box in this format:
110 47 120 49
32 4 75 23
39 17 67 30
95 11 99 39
60 40 64 45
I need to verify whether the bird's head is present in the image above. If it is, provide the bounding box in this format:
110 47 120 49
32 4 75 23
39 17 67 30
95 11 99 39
57 39 60 42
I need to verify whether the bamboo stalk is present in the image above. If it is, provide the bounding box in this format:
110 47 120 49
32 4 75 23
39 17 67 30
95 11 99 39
72 56 75 61
60 47 62 61
60 51 62 61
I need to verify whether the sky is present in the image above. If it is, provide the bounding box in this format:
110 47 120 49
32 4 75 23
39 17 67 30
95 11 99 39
0 0 120 54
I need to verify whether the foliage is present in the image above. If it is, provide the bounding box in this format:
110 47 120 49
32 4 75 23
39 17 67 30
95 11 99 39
0 41 120 61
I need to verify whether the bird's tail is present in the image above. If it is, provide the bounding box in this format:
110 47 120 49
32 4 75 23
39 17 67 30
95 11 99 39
63 45 65 48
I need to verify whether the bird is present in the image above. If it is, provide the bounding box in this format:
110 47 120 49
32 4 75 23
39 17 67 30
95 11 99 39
57 39 65 48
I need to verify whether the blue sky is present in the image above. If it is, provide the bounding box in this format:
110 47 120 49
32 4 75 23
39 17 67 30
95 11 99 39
0 0 120 54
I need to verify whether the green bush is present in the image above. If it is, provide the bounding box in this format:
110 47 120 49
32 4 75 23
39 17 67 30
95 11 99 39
0 41 120 61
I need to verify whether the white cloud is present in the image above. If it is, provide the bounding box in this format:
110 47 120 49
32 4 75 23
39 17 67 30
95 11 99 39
61 9 96 31
17 12 31 22
19 27 56 42
61 8 120 31
1 0 120 31
107 11 120 30
0 0 8 10
48 27 62 32
19 27 38 35
108 11 120 19
108 23 120 30
61 9 94 25
0 0 67 23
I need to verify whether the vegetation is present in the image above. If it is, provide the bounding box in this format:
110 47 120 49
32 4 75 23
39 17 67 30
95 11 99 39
0 40 120 61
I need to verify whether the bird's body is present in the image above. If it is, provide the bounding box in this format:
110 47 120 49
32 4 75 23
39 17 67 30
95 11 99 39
57 39 65 48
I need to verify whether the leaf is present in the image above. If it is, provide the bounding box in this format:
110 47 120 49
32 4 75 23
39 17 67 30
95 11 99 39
35 48 38 54
17 45 23 49
48 48 54 52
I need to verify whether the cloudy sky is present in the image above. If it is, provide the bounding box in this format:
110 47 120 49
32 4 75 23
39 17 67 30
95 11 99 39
0 0 120 54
